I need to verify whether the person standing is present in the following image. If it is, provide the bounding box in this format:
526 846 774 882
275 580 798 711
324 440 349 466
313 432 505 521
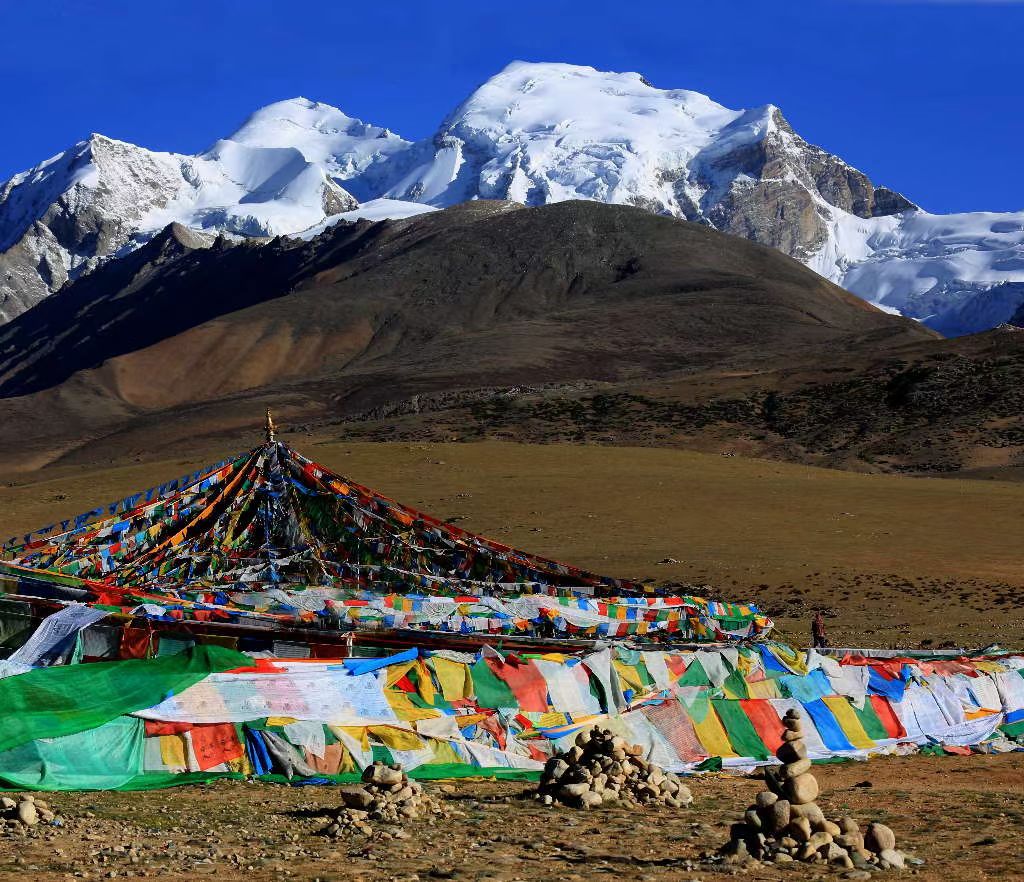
812 610 828 648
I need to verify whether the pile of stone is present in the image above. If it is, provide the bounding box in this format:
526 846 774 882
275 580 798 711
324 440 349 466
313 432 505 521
0 795 57 828
721 709 905 871
536 726 693 809
322 762 445 837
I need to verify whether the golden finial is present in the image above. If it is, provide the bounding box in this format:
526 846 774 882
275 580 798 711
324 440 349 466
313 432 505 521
265 409 276 443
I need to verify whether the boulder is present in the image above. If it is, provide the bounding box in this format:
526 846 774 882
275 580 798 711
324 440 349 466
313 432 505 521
776 740 808 764
544 758 569 782
781 758 812 779
339 786 374 810
836 833 864 853
787 816 812 843
559 782 590 798
766 798 791 834
790 802 825 825
838 816 860 835
16 801 38 826
820 820 841 838
879 848 905 869
865 822 896 853
806 831 833 850
783 772 819 805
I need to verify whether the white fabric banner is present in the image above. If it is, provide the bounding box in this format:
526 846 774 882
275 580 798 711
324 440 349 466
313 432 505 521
283 720 327 758
136 665 397 724
8 604 109 665
642 651 673 691
534 659 596 716
995 670 1024 713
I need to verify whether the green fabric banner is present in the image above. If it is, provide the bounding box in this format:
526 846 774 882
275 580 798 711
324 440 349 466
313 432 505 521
0 764 543 793
1000 719 1024 740
0 717 144 790
678 659 711 687
0 645 250 753
711 698 770 760
722 667 750 699
851 698 891 742
469 659 518 708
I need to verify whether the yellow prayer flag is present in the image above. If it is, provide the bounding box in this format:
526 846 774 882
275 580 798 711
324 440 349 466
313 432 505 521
159 734 187 770
369 725 425 751
431 657 471 702
821 696 876 749
690 705 738 758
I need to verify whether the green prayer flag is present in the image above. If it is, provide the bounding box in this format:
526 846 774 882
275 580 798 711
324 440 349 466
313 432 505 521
0 644 250 753
712 699 770 760
851 699 890 742
678 659 711 687
722 667 750 699
470 659 518 709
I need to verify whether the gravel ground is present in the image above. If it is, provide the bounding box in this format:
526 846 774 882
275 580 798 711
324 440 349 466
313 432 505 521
1 752 1022 882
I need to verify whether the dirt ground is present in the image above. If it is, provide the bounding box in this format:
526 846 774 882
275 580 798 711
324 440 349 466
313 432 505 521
2 440 1022 648
0 752 1021 882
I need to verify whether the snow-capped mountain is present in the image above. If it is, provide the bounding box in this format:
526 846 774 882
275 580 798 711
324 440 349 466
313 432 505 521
2 62 1023 334
0 99 418 323
380 62 915 244
376 63 1024 334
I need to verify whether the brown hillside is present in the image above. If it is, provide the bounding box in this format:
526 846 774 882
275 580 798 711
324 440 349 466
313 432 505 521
0 200 932 469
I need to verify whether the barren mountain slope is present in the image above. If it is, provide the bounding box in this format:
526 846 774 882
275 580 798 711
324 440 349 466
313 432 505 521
0 199 933 470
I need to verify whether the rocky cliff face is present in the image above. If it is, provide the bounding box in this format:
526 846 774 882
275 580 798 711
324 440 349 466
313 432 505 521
0 109 364 323
704 108 915 260
0 135 187 321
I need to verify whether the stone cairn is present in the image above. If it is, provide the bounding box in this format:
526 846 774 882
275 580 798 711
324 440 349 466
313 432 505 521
721 709 905 871
536 726 693 809
322 762 448 837
0 795 58 829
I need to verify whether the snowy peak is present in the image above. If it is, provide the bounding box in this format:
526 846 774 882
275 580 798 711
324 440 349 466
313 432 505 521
384 61 749 209
1 60 1023 336
226 97 405 154
380 59 915 266
440 61 741 142
0 101 405 322
222 97 411 202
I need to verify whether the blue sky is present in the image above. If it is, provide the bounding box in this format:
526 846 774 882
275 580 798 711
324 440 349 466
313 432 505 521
1 0 1021 213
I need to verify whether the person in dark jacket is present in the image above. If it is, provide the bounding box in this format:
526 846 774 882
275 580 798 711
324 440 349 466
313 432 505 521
812 610 828 648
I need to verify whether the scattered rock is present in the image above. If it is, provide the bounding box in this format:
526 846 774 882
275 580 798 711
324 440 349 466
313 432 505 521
878 847 903 869
320 762 449 837
0 796 58 829
16 801 38 827
536 726 693 809
865 822 897 853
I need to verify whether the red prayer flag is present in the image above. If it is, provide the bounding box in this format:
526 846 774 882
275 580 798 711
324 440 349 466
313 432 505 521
739 699 786 754
189 723 244 771
485 657 549 713
869 695 907 739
